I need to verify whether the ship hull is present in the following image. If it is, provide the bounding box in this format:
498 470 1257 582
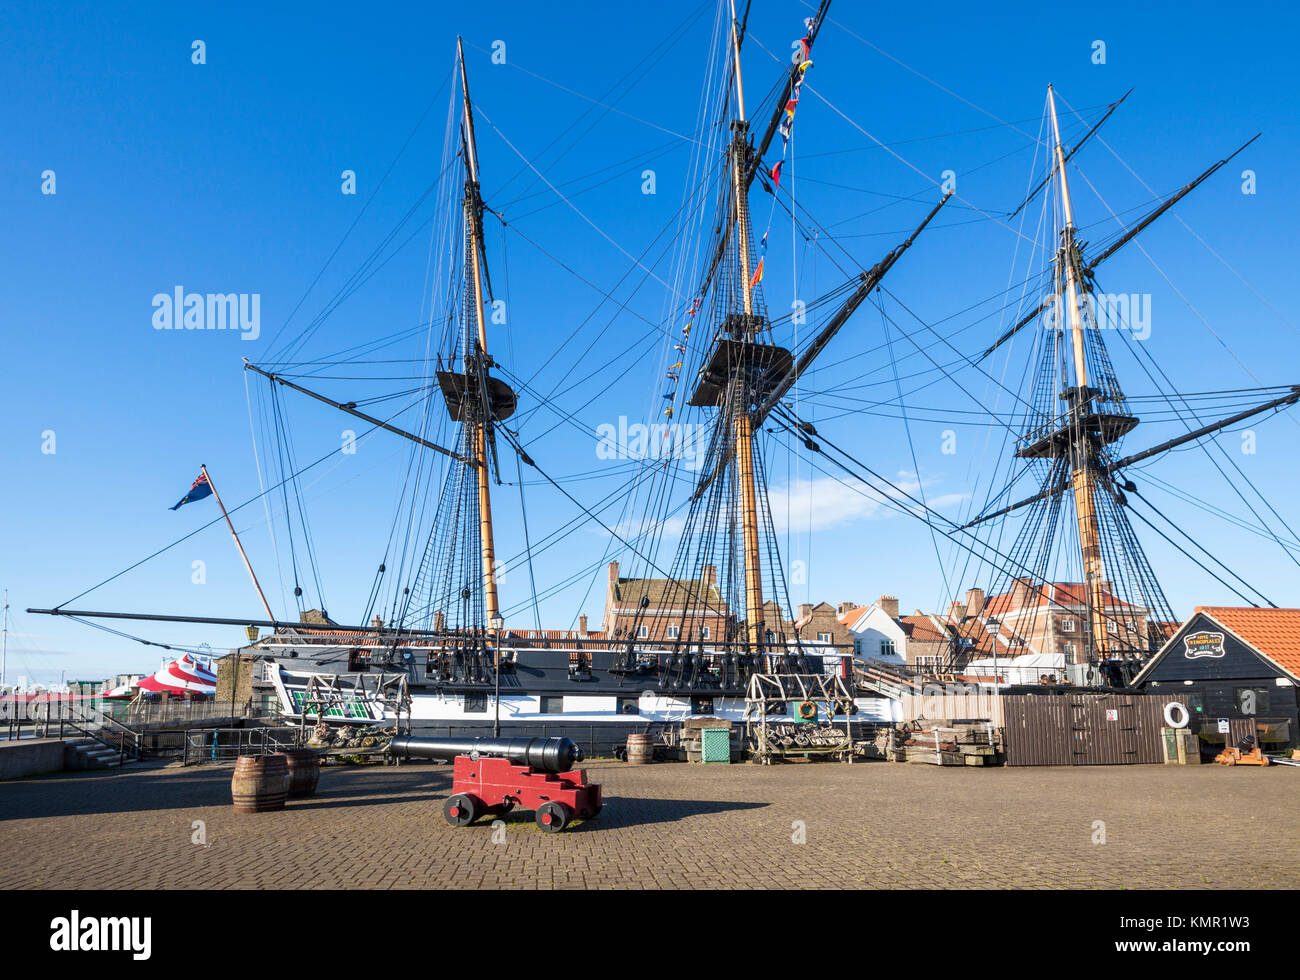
258 642 900 755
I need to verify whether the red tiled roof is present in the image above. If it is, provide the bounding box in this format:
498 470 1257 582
837 605 867 626
984 582 1137 616
1193 607 1300 678
898 615 945 642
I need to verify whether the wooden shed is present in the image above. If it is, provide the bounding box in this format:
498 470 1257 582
1132 607 1300 756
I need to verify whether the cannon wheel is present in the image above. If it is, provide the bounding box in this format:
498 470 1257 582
443 793 483 827
535 801 572 833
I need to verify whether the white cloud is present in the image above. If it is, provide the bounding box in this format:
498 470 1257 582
767 473 967 533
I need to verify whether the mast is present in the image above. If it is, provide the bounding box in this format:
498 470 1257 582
1048 85 1109 661
728 2 764 647
1 589 8 688
458 37 502 630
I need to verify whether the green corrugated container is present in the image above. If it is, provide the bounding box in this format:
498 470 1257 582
701 728 731 764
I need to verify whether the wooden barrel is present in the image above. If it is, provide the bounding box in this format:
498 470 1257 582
231 755 290 813
275 749 321 798
626 733 652 765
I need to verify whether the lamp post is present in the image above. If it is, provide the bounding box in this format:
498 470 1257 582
984 617 1002 694
490 613 505 737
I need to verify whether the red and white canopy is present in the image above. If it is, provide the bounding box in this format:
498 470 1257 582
136 654 217 697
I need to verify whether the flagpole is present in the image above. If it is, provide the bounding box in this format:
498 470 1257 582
200 465 275 622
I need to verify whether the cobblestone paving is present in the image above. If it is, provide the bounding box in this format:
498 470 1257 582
2 759 1296 889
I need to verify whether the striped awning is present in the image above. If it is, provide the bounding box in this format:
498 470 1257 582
136 654 217 696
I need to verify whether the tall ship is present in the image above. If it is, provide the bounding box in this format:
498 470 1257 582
239 5 936 746
31 2 1298 749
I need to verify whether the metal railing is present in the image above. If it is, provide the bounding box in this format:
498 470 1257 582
107 699 261 727
182 727 303 766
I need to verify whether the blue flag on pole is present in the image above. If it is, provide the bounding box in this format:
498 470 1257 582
170 472 213 510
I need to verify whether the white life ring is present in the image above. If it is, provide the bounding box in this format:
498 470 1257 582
1163 701 1189 729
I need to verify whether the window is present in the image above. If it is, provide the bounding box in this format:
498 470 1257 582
540 696 564 714
1061 618 1077 633
915 655 941 668
463 692 487 713
700 626 710 639
617 697 639 715
666 625 680 639
880 640 897 658
690 696 714 715
1063 643 1075 659
636 624 648 639
1107 619 1118 635
817 632 832 643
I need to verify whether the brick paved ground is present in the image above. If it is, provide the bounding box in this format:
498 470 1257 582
1 759 1296 889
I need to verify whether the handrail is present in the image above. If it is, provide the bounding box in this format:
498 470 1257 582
60 713 141 766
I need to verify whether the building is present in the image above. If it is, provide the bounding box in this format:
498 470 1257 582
984 579 1148 664
1132 606 1300 754
842 590 1038 675
790 601 858 650
600 561 730 644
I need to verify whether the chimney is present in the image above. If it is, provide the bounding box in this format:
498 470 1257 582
948 600 967 622
798 603 813 619
702 564 717 588
370 615 384 630
579 614 589 634
965 588 985 618
878 595 899 619
837 601 856 616
433 610 445 632
608 560 620 586
1012 576 1034 604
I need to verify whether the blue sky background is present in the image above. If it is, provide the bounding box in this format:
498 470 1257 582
3 0 1298 684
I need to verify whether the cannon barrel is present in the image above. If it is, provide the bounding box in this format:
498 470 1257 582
387 735 584 773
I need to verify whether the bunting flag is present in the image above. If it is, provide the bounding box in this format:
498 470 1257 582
749 229 768 289
752 16 821 306
658 295 701 424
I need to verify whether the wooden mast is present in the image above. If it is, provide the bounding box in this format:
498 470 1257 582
1048 85 1108 661
728 3 764 647
458 37 501 629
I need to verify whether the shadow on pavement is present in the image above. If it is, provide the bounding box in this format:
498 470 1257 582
0 764 453 821
484 796 768 833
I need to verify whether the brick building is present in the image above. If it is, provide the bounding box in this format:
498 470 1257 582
790 600 858 649
984 579 1148 664
600 561 731 644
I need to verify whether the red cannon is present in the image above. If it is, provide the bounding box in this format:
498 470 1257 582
388 735 602 833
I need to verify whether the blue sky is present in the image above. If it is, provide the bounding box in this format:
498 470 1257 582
3 0 1299 684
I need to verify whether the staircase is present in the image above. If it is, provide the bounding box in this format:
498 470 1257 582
61 712 143 770
853 659 913 699
63 737 129 770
